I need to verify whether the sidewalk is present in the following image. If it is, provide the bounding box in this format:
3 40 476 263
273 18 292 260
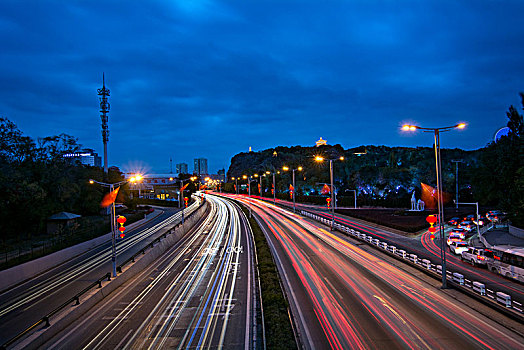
482 227 524 248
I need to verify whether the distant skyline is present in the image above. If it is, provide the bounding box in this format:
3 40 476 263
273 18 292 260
1 1 523 174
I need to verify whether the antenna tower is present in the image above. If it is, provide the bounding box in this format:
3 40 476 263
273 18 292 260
97 73 110 175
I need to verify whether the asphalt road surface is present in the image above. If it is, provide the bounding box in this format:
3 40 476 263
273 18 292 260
248 196 524 306
231 195 524 349
0 199 201 345
38 194 258 349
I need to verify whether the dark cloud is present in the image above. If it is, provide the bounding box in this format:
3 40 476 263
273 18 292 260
1 0 523 173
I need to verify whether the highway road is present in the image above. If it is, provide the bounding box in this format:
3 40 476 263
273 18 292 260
231 195 524 349
252 196 524 306
0 199 201 345
37 194 258 349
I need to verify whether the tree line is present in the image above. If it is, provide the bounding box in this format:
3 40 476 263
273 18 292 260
226 94 524 228
0 117 125 241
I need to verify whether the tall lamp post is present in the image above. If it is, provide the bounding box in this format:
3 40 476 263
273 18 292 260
265 170 280 205
231 177 239 194
282 166 302 213
315 156 344 230
242 175 248 195
179 177 197 224
259 174 264 198
89 175 142 277
402 122 466 288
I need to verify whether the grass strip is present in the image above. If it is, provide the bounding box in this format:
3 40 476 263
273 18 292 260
240 206 298 350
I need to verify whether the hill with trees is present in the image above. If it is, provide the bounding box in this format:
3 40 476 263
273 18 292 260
226 94 524 228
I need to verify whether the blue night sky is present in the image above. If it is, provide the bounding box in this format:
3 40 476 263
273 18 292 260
1 0 523 174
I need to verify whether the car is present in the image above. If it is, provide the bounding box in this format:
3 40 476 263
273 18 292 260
447 233 463 246
464 214 476 221
473 215 488 226
486 210 506 223
461 247 488 267
449 241 469 255
450 228 467 239
458 220 474 232
448 217 461 226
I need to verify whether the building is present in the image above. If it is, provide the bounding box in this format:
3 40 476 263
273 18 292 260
63 148 102 167
217 169 226 182
316 137 327 147
125 173 179 201
176 163 188 174
193 158 208 175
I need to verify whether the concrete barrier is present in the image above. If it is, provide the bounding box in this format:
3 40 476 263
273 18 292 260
452 272 464 285
421 259 431 269
387 245 396 254
396 250 407 259
0 210 163 292
496 292 511 307
473 281 486 296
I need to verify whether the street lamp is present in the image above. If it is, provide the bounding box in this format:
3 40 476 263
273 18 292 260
89 175 142 277
283 166 303 213
231 177 239 194
179 177 197 223
242 175 250 196
315 155 344 230
265 170 280 205
402 122 466 288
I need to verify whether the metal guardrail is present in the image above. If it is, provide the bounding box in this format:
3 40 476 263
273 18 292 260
0 272 111 350
1 196 205 350
299 209 524 321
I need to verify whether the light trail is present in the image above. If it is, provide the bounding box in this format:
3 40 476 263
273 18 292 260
0 199 201 320
230 195 524 349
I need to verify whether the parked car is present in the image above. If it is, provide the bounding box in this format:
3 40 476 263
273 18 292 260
461 247 488 267
449 241 469 255
448 217 461 226
450 228 467 239
458 220 474 232
447 233 463 246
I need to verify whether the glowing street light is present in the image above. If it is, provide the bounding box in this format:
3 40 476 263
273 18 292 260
265 170 280 204
231 177 239 194
89 175 142 277
315 156 344 230
401 122 466 289
283 166 303 213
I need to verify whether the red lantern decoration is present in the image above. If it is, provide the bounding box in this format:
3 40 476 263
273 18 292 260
428 226 436 233
430 234 435 240
119 233 125 239
426 215 437 224
117 216 127 224
119 226 126 232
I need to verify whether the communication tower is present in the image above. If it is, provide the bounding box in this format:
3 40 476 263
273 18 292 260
97 73 110 175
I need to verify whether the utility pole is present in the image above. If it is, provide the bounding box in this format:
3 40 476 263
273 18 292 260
97 73 110 177
451 160 464 210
